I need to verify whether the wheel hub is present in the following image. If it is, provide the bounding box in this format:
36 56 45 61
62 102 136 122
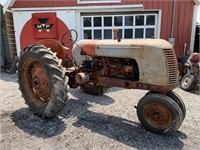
144 103 172 129
32 77 40 88
183 78 191 87
152 112 160 119
22 58 51 107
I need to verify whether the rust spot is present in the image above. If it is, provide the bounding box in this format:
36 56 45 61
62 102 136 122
37 39 67 65
113 28 118 40
98 77 177 92
144 103 172 129
22 59 51 107
82 40 98 57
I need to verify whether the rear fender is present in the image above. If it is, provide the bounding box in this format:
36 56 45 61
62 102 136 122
37 39 68 65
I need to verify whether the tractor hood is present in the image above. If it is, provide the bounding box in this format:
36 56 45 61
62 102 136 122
72 38 178 87
80 39 173 57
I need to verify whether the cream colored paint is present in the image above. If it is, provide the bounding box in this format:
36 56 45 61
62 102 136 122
130 48 167 85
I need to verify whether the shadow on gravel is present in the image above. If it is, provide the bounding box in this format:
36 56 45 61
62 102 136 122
69 88 115 105
187 85 199 95
0 72 17 83
11 108 66 138
60 88 115 118
177 83 200 95
73 110 186 150
11 87 187 149
61 89 187 150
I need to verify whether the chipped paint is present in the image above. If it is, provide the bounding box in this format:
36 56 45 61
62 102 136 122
73 39 178 89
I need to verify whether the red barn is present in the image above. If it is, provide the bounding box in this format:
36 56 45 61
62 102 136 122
3 0 200 58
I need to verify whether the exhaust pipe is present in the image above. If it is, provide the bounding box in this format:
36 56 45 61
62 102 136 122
75 73 89 84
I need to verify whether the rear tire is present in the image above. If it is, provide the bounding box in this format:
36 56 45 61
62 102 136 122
137 93 183 134
181 74 197 91
18 45 69 118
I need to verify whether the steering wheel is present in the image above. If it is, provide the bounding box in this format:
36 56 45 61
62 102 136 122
61 29 78 47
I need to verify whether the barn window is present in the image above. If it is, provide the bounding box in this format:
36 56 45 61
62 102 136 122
77 0 121 4
82 13 158 40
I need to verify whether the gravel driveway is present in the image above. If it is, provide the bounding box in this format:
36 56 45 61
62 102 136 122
0 71 200 150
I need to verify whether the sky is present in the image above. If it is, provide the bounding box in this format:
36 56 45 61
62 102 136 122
0 0 200 22
0 0 7 5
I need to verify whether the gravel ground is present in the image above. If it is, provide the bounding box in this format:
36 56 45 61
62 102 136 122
0 71 200 150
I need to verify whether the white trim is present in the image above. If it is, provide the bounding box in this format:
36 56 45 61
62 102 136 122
81 12 159 40
190 5 198 52
11 4 144 12
77 0 121 4
3 0 15 13
75 11 82 42
157 10 162 38
12 11 32 57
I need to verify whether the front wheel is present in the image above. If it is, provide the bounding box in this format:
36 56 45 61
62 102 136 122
137 93 183 134
18 45 69 118
167 91 186 120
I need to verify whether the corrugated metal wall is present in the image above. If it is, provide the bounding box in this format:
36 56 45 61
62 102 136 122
13 0 195 57
4 10 17 61
1 3 17 69
1 4 11 66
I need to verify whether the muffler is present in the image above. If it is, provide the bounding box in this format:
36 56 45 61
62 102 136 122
75 73 89 84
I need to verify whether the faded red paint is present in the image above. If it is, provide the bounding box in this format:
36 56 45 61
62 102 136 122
82 40 98 57
98 77 177 93
14 0 195 58
37 39 68 65
20 14 73 58
22 57 51 107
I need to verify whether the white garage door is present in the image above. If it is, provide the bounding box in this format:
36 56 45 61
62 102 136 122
81 12 159 40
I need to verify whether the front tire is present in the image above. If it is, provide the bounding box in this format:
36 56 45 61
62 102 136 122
18 45 69 118
137 93 183 134
167 91 186 120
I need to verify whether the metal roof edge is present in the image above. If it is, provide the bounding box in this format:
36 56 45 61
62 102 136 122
11 4 144 12
3 0 16 14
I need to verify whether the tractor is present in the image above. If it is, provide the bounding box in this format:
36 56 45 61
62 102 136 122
179 53 200 91
17 29 186 134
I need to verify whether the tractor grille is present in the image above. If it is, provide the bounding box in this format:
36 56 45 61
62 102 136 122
163 49 178 85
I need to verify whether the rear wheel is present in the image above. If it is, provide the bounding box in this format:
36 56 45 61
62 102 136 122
17 45 69 118
181 74 197 91
137 93 183 134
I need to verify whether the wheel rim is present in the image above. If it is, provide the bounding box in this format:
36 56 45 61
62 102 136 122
22 58 51 107
182 76 191 88
144 103 172 129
